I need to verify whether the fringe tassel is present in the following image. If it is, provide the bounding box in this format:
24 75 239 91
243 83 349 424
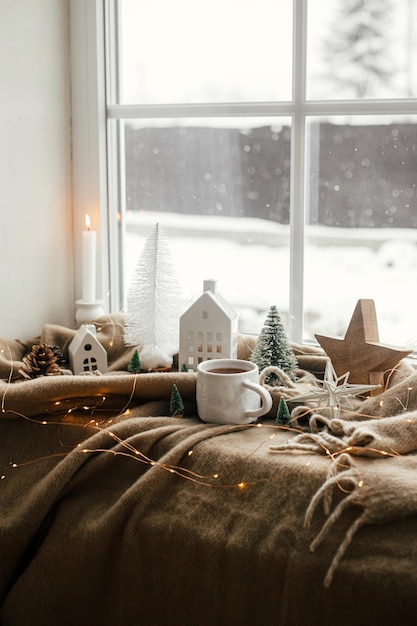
304 458 366 587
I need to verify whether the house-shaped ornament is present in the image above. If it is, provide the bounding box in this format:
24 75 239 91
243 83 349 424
69 324 108 375
179 279 238 372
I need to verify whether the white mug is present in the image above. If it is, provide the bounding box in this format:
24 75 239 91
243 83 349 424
196 359 273 425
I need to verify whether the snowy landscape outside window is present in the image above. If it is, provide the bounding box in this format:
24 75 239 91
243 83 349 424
105 0 417 349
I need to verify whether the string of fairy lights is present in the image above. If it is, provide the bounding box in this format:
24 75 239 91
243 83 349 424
0 322 415 492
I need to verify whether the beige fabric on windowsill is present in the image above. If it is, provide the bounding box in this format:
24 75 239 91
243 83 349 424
0 316 417 624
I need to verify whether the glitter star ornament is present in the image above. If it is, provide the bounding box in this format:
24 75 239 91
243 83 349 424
291 359 380 419
315 299 412 390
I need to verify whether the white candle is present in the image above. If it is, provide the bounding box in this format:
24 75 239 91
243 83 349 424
82 214 96 302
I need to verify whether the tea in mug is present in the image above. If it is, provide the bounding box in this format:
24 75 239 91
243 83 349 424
207 367 248 374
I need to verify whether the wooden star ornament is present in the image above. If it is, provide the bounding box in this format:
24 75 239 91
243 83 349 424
315 299 411 392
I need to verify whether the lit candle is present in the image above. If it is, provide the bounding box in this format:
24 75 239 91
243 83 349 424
82 214 96 302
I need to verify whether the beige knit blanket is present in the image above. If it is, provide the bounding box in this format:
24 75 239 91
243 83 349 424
270 362 417 586
1 315 417 622
2 317 348 625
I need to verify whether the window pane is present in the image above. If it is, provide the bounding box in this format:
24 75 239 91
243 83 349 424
304 115 417 348
118 0 293 104
307 0 417 99
121 117 292 334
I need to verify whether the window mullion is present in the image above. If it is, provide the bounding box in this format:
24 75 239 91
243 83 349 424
107 102 295 119
105 0 125 311
289 0 308 343
299 98 417 116
289 111 306 344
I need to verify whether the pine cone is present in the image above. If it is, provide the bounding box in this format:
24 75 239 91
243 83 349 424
19 344 62 380
49 345 66 366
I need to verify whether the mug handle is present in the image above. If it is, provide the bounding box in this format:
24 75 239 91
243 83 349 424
242 381 273 419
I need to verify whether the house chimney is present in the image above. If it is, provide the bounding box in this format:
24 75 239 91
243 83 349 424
83 324 97 336
203 279 217 294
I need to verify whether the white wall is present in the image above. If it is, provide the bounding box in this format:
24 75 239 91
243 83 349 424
0 0 73 340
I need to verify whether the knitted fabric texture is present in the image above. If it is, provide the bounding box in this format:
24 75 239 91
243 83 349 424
270 368 417 586
3 318 417 594
304 452 417 587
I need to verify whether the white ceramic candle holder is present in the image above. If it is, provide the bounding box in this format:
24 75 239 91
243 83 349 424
75 300 105 326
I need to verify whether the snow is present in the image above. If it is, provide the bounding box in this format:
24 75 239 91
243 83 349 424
125 211 417 350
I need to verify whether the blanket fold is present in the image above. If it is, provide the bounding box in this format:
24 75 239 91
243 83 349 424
270 411 417 458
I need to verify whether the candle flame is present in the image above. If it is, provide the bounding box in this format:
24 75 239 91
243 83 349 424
85 214 91 231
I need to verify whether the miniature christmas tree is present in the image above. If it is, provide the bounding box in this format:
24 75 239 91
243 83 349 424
181 363 189 372
124 223 182 369
276 397 291 426
127 349 141 373
170 384 185 417
250 305 298 381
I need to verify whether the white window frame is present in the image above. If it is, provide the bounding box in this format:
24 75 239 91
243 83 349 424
70 0 111 314
70 0 417 343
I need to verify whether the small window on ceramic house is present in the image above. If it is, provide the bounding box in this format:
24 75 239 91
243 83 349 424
83 357 98 371
202 311 208 319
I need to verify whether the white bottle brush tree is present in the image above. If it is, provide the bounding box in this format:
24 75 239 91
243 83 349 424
250 305 298 383
124 223 183 370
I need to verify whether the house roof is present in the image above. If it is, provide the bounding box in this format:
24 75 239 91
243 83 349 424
182 288 237 321
69 324 105 354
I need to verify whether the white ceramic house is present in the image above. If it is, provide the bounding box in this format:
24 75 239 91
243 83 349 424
69 324 108 375
179 280 238 372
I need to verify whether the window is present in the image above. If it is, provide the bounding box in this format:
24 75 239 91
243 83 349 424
71 0 417 351
83 357 97 371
